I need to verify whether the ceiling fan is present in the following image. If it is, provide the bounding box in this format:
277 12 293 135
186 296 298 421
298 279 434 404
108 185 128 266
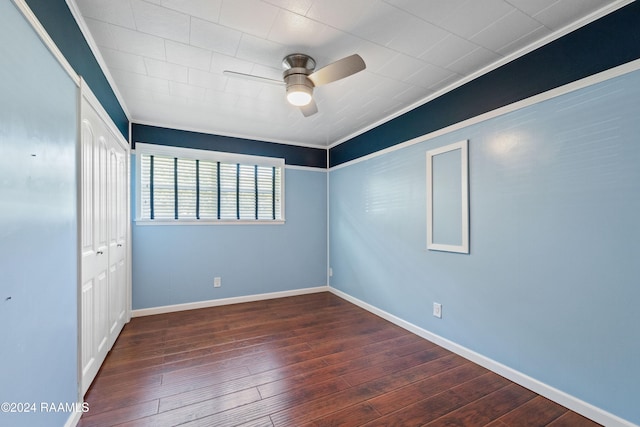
223 53 366 117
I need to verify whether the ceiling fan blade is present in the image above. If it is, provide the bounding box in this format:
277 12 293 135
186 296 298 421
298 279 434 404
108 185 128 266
300 99 318 117
307 54 366 87
223 70 284 86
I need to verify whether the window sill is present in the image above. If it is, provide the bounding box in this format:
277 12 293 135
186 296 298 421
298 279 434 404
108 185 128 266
134 219 286 226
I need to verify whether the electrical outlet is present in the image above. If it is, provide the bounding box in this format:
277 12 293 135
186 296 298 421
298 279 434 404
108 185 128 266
214 277 221 288
328 267 333 277
433 302 442 319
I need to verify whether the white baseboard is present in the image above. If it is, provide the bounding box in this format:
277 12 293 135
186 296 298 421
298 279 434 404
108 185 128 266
63 407 82 427
329 287 637 427
131 286 329 317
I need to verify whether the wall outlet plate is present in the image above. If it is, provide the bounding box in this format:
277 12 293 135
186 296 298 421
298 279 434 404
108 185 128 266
214 277 221 288
433 302 442 318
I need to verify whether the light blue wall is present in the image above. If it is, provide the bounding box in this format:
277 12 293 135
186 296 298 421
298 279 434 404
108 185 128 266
0 2 79 427
131 162 327 309
329 70 640 424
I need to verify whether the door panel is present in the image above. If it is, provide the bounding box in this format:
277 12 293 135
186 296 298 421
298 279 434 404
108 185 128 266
95 269 109 354
81 120 94 256
81 278 95 378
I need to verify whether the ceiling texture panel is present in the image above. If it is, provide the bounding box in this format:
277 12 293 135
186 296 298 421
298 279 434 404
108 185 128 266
71 0 624 147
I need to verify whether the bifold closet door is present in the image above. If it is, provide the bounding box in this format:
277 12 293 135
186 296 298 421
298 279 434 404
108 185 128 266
80 95 128 395
107 141 127 344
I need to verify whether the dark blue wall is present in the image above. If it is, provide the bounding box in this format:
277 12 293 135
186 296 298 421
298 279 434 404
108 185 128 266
330 1 640 167
25 0 129 139
132 124 327 168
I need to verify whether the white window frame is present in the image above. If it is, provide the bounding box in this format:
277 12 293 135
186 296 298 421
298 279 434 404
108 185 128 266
135 143 285 225
426 140 469 253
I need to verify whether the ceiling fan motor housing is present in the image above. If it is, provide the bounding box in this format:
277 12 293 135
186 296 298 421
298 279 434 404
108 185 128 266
282 54 316 106
284 68 314 88
282 53 316 71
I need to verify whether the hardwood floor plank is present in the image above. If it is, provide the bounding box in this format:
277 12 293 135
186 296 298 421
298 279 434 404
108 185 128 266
83 371 163 409
161 342 314 376
484 420 510 427
258 339 440 399
179 375 353 427
160 365 252 390
78 293 602 427
547 411 603 427
340 346 450 386
85 370 163 397
159 307 362 347
161 357 327 402
115 388 261 427
495 395 568 426
303 402 382 427
84 365 254 416
160 332 298 363
312 332 422 361
159 366 349 413
162 336 310 367
270 352 472 426
423 382 537 426
360 372 512 427
367 360 485 415
234 416 275 427
78 400 159 427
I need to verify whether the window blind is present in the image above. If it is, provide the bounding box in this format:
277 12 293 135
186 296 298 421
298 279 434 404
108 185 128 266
137 144 284 223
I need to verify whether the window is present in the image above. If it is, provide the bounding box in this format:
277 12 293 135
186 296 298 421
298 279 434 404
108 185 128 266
136 143 284 223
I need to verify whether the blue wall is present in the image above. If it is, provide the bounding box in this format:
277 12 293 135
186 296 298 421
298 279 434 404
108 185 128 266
131 161 327 309
329 69 640 424
0 2 79 426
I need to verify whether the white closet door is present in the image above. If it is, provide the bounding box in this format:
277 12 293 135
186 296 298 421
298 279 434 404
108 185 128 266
80 86 130 395
80 108 110 393
107 139 127 343
80 117 97 386
95 134 110 357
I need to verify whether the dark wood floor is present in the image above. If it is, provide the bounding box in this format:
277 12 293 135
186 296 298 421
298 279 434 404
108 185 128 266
78 292 600 427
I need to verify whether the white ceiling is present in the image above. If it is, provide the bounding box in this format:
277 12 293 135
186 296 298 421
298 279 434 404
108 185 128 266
70 0 624 148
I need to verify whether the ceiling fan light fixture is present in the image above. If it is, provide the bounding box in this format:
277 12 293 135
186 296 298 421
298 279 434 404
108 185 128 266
286 84 313 106
226 52 365 117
